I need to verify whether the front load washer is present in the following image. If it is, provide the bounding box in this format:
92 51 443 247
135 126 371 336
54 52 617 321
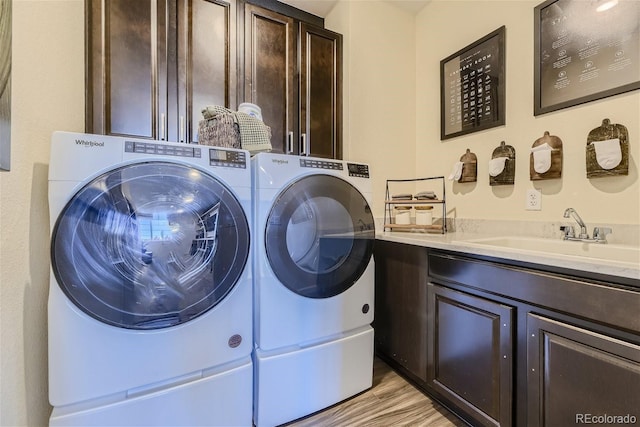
251 152 376 427
48 131 253 426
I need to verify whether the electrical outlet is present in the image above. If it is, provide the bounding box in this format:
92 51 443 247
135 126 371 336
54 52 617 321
526 189 542 211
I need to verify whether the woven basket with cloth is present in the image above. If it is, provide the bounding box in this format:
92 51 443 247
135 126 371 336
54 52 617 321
199 105 272 154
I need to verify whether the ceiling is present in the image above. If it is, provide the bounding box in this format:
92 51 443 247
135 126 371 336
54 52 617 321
278 0 430 18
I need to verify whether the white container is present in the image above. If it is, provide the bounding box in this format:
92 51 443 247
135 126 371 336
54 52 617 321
238 102 263 121
415 206 433 225
394 207 412 225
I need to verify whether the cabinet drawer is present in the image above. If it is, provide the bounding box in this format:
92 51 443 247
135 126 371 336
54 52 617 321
429 252 640 334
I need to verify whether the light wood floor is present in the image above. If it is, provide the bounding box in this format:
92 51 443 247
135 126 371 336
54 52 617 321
283 357 467 427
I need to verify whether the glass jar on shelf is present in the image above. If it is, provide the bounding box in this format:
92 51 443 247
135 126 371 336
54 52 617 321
393 206 412 224
414 205 433 226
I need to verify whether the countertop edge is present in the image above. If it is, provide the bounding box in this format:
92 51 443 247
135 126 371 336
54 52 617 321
375 231 640 283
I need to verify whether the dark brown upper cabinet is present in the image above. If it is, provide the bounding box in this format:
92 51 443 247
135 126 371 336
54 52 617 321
243 3 342 158
86 0 237 143
243 4 296 155
86 0 343 159
299 22 343 159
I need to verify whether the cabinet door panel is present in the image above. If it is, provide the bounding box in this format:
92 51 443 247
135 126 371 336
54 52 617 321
87 0 235 143
104 0 166 139
427 284 513 427
300 23 342 159
373 241 428 382
179 0 236 143
527 314 640 426
244 4 295 154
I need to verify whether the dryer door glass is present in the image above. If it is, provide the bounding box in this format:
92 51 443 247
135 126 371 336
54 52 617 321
265 174 375 298
51 162 250 330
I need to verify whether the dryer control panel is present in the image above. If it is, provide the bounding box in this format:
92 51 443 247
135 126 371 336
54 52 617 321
209 148 247 169
347 163 370 178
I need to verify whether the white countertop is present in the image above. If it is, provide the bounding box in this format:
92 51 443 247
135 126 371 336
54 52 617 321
376 230 640 282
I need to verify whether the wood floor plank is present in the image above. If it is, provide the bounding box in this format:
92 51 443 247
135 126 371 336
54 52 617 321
282 357 466 427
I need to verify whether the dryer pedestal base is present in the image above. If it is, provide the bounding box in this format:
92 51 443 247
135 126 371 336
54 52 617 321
253 326 374 427
50 357 253 427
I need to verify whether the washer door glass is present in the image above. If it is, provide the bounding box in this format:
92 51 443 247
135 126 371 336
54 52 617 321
265 174 375 298
51 162 250 330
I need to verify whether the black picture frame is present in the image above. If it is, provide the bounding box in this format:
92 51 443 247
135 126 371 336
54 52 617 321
440 26 505 140
0 0 11 171
534 0 640 116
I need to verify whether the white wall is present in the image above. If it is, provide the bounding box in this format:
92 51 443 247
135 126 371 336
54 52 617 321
327 0 418 215
330 0 639 227
415 0 639 225
0 1 85 425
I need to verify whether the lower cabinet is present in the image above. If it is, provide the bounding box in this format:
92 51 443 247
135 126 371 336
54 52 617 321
527 314 640 426
427 284 513 427
373 241 428 383
374 242 640 427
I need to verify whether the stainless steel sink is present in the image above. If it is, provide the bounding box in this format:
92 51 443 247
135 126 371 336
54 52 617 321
455 236 640 265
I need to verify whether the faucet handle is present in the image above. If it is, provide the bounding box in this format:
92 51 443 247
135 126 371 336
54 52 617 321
593 227 612 242
560 225 575 239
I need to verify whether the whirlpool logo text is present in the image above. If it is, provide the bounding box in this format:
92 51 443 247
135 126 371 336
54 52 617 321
75 139 105 148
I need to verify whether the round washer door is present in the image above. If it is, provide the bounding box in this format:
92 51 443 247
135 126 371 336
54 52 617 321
265 174 375 298
51 161 250 330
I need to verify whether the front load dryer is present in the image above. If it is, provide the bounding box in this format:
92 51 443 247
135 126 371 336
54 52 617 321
251 152 376 427
48 131 253 426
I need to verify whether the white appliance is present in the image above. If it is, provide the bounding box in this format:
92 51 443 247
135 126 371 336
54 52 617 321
251 152 376 427
48 131 253 426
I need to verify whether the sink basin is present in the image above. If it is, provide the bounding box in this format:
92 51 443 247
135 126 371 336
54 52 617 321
456 236 640 265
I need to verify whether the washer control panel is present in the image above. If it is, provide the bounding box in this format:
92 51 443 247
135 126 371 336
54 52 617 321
300 158 344 170
125 141 202 158
123 141 247 168
208 148 247 168
347 163 370 178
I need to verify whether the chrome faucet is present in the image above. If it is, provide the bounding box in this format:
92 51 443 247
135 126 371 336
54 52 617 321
563 208 589 239
560 208 612 243
592 227 612 243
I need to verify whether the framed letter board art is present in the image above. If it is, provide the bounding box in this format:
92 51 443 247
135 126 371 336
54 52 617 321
534 0 640 116
441 26 506 140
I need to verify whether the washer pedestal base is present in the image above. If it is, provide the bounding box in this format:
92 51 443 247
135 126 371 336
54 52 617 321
50 357 253 427
253 326 374 427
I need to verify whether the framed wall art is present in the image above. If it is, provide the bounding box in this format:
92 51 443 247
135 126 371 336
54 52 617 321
441 26 506 140
534 0 640 116
0 0 11 171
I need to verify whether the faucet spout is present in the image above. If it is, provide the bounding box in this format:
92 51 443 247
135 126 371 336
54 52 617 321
563 208 589 239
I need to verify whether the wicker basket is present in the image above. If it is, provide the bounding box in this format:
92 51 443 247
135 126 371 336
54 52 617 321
197 113 241 149
200 105 272 154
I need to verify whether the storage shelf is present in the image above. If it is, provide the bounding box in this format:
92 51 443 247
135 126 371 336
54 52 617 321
384 176 447 234
383 223 444 232
384 199 444 204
